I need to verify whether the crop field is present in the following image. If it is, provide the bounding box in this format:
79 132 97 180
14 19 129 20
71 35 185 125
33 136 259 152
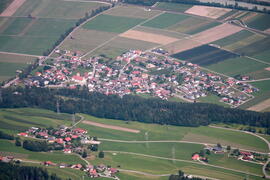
142 12 190 29
13 0 104 19
252 49 270 63
246 13 270 31
155 2 192 12
205 57 268 77
83 14 144 33
172 45 239 66
0 17 32 35
60 29 116 54
104 5 161 19
185 5 231 19
168 16 220 35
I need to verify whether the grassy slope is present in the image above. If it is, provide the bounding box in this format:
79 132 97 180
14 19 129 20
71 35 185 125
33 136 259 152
83 14 145 33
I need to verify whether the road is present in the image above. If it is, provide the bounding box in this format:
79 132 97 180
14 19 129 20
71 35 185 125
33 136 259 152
104 150 263 178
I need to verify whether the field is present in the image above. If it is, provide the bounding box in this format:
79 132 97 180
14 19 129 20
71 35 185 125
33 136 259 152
185 5 231 19
83 14 145 33
155 2 192 12
246 13 270 31
172 44 239 66
205 57 268 77
0 0 25 17
142 13 189 29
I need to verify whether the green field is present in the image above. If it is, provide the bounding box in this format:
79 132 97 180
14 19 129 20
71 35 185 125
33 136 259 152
246 13 270 31
13 0 104 19
0 52 36 63
83 14 144 33
104 5 161 19
198 94 230 107
156 2 192 12
1 17 32 35
205 57 268 77
142 12 189 29
252 49 270 63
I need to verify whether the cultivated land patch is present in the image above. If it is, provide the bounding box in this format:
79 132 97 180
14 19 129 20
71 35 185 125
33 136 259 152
119 30 179 45
0 0 26 17
103 5 161 19
191 23 243 45
246 13 270 31
155 2 192 12
205 57 268 77
248 98 270 112
83 14 144 33
0 52 36 63
185 5 231 19
0 17 32 35
172 45 239 66
82 120 140 133
142 12 189 29
60 28 116 54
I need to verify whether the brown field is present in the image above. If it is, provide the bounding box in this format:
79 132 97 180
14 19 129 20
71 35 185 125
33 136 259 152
185 5 231 19
248 98 270 112
265 67 270 71
82 120 140 133
192 23 242 44
0 0 26 17
163 38 203 54
119 30 179 45
265 28 270 33
241 12 258 22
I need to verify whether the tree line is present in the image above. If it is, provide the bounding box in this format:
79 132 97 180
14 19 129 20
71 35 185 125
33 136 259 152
0 87 269 130
0 162 65 180
169 170 203 180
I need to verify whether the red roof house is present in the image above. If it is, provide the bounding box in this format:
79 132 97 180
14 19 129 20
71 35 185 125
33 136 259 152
192 154 200 161
18 132 28 137
64 137 71 142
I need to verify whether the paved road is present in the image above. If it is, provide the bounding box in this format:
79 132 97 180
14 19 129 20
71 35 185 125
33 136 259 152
104 150 263 178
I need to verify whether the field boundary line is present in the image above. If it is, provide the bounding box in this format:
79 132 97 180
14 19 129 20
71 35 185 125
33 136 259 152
104 150 262 177
81 11 165 58
0 51 43 58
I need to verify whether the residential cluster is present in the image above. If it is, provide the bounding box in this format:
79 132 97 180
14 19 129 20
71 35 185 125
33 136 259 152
23 48 259 107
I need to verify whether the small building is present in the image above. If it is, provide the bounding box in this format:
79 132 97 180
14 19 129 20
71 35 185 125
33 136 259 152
18 132 28 137
192 154 200 161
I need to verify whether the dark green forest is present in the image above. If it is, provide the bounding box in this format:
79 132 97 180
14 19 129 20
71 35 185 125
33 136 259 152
0 162 63 180
0 87 269 130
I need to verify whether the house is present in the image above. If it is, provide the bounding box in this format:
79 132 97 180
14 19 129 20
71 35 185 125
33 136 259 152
47 136 56 143
18 132 28 137
55 138 64 144
71 135 78 139
64 137 71 142
73 128 87 134
71 164 82 169
44 161 54 166
59 163 67 168
63 149 72 154
192 154 200 161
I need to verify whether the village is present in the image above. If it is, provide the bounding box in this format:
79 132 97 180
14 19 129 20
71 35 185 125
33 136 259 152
15 126 119 179
23 48 259 108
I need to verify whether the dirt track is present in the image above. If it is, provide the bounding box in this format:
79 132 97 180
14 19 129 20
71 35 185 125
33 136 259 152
0 0 26 17
119 30 179 45
82 120 140 133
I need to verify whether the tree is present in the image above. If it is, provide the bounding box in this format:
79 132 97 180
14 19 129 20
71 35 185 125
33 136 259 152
205 149 211 155
15 137 21 146
98 151 104 158
90 144 98 151
226 145 231 151
217 143 222 148
178 170 184 177
82 150 87 158
199 150 205 157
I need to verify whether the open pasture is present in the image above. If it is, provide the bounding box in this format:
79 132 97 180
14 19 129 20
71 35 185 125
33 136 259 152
60 28 116 54
119 29 179 45
205 57 268 77
155 2 192 12
172 44 239 66
83 14 144 33
185 5 231 19
142 12 189 29
104 5 161 19
0 52 36 63
0 17 32 35
0 62 27 81
252 49 270 63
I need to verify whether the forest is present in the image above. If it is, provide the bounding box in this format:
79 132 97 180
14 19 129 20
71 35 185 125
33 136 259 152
0 87 269 130
0 162 64 180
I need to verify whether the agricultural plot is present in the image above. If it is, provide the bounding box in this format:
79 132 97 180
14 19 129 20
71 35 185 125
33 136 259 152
0 0 25 17
60 29 116 54
83 14 144 33
172 44 239 66
89 36 158 58
185 5 231 19
155 2 192 12
245 13 270 31
168 16 220 35
0 17 32 35
252 49 270 63
119 30 179 45
142 12 189 29
104 5 160 19
205 57 268 77
13 0 104 19
248 98 270 112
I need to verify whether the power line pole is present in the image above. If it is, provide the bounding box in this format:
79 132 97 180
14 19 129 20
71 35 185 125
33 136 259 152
72 113 76 126
145 131 149 148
